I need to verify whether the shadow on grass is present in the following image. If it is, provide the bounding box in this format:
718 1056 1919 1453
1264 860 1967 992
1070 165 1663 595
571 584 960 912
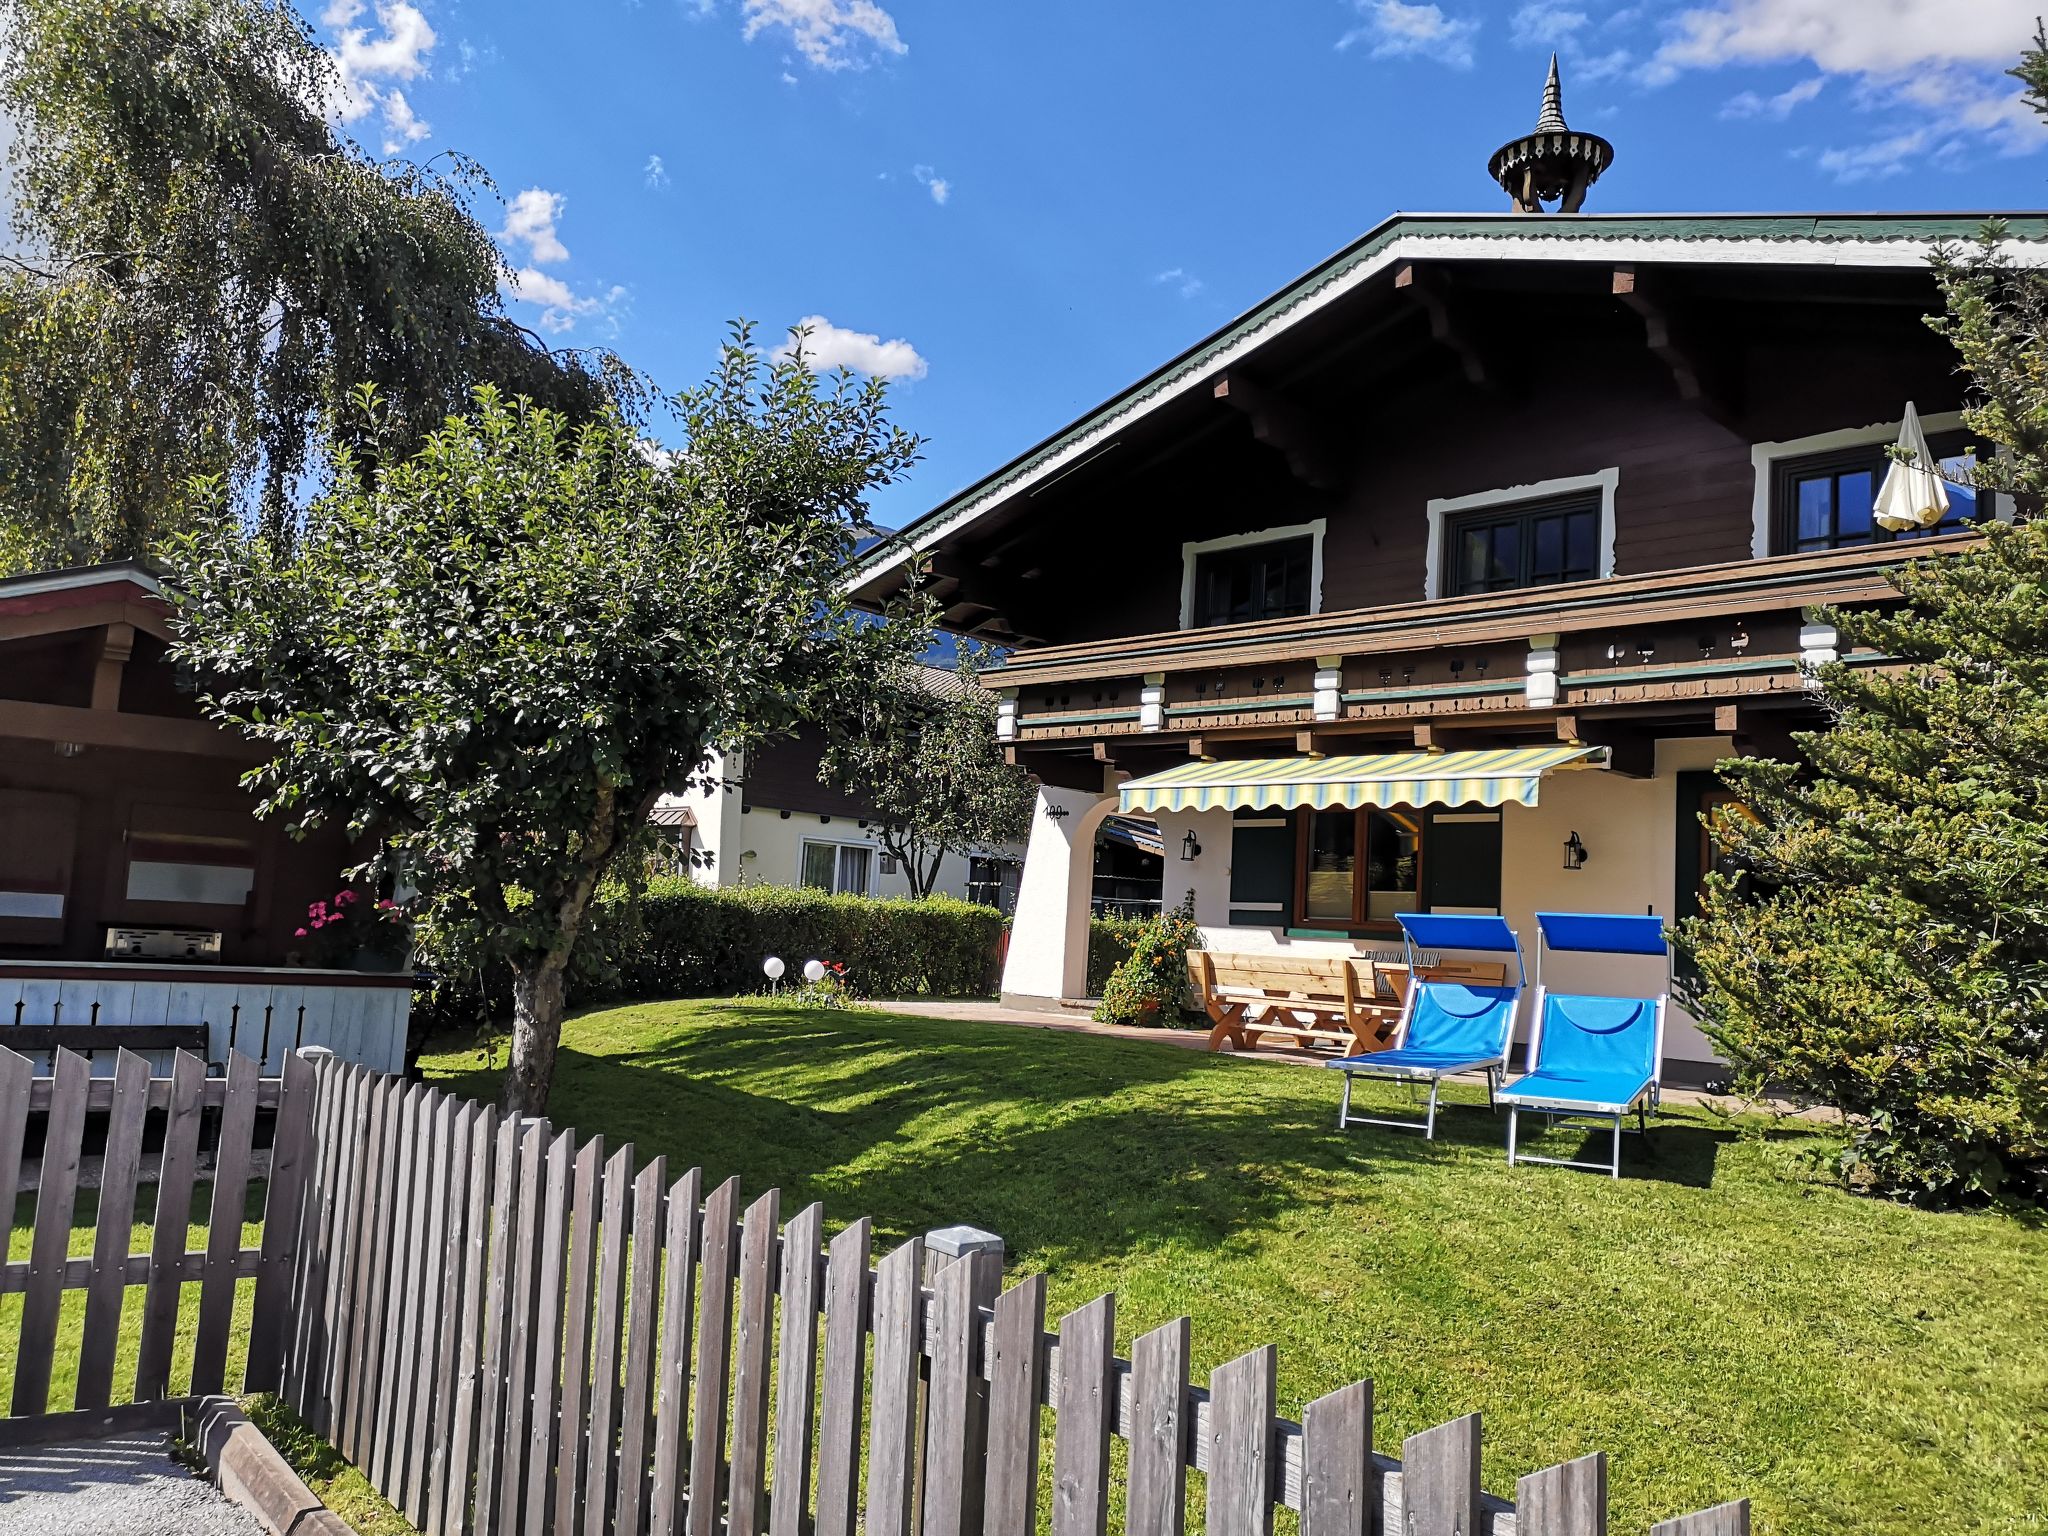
427 1002 1740 1264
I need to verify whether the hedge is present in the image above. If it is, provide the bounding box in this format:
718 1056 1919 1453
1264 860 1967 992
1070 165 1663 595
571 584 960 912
1088 912 1150 995
414 878 1006 1037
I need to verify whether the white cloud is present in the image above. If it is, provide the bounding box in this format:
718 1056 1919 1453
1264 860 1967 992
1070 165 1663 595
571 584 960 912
742 0 907 71
773 316 928 381
1339 0 1481 69
1643 0 2045 174
1720 75 1824 120
379 88 429 153
507 268 584 312
1510 3 1586 49
502 188 570 265
503 269 625 337
644 154 671 190
321 0 364 23
335 2 435 82
1154 268 1204 300
913 164 950 205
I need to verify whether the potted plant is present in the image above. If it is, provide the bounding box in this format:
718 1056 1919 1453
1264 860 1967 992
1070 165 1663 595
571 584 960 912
1093 890 1201 1028
294 888 411 972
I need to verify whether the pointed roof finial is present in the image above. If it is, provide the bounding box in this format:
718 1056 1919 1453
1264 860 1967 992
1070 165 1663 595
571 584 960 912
1487 54 1613 212
1535 52 1567 133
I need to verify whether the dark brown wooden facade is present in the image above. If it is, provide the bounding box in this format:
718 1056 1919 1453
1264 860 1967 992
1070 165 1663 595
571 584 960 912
0 565 357 965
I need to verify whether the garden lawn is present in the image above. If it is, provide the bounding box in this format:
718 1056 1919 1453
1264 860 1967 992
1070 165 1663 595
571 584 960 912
424 999 2048 1536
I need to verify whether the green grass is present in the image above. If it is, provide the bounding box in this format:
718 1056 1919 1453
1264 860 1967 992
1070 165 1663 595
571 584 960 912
422 999 2048 1536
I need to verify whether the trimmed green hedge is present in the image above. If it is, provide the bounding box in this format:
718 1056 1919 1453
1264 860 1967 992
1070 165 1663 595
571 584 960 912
415 878 1005 1037
1087 913 1149 995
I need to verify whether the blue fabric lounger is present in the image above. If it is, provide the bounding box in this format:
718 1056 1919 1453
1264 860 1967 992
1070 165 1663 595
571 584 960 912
1500 912 1669 1179
1326 912 1524 1140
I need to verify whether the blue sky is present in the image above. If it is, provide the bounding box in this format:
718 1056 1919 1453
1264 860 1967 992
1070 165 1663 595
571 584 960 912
317 0 2048 531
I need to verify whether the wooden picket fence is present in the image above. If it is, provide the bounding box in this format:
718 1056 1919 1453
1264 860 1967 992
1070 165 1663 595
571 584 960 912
1 1045 1752 1536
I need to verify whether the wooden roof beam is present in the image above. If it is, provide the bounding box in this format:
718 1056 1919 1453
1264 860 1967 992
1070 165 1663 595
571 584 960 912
1612 266 1740 429
1392 264 1489 389
1212 373 1342 491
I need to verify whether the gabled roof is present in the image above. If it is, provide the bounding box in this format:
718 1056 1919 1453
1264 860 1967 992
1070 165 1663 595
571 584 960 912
0 558 172 642
845 209 2048 598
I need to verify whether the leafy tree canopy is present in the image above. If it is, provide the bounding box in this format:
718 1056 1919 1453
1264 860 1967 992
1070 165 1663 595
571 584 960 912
1680 33 2048 1207
168 335 930 1112
0 0 627 572
819 648 1036 900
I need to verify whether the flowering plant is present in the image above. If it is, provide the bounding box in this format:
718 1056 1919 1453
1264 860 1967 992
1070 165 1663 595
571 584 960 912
293 887 408 969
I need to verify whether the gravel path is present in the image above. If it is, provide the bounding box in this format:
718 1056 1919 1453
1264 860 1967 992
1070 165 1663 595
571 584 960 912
0 1430 265 1536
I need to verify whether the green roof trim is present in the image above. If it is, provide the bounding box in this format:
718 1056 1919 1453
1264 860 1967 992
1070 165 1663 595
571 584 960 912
850 210 2048 590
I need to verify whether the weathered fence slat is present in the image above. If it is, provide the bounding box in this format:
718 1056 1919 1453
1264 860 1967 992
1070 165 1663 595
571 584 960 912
687 1175 744 1536
134 1050 208 1402
248 1048 316 1394
376 1083 429 1494
426 1096 478 1536
395 1087 447 1501
0 1046 31 1255
1050 1293 1116 1536
75 1049 151 1409
316 1064 372 1435
340 1071 394 1462
522 1127 575 1536
556 1133 607 1536
615 1154 671 1536
649 1165 704 1536
443 1102 500 1536
1209 1346 1278 1536
1650 1500 1750 1536
407 1090 460 1530
728 1187 782 1536
473 1110 528 1536
1127 1316 1191 1536
14 1048 89 1414
769 1201 826 1536
1518 1452 1607 1536
584 1142 637 1535
921 1247 988 1536
1402 1414 1482 1536
982 1274 1048 1536
285 1054 345 1418
813 1216 872 1536
1300 1380 1374 1536
191 1050 261 1398
496 1118 550 1533
867 1236 927 1536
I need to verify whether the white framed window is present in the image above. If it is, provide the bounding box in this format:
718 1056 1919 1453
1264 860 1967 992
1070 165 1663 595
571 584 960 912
1179 519 1326 630
1424 468 1619 600
1747 411 2009 558
801 840 874 896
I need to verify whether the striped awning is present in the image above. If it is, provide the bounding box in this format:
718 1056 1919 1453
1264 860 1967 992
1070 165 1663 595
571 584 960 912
1118 745 1608 815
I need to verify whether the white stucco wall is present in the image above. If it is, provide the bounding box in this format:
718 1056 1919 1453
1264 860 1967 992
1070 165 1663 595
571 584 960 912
1003 783 1119 1002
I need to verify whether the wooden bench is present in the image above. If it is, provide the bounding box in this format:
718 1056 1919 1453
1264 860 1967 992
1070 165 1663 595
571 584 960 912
1187 951 1508 1056
0 1024 211 1061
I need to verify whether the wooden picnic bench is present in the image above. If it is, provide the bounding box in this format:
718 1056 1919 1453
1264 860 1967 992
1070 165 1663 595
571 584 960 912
1187 950 1508 1056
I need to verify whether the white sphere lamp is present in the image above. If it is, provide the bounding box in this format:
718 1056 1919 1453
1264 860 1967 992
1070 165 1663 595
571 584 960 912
803 958 827 983
763 956 785 981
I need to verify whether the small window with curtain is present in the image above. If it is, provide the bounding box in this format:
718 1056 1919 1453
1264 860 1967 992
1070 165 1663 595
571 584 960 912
801 841 873 896
1190 535 1315 628
1296 806 1423 930
1771 430 1985 554
1444 492 1602 597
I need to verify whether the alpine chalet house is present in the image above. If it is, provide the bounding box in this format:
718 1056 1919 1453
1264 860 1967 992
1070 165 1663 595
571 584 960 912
844 64 2038 1084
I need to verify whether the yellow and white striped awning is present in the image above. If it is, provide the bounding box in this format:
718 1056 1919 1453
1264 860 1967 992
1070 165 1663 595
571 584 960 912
1118 745 1608 815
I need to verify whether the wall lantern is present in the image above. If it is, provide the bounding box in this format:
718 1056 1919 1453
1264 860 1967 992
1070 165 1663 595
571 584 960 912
1181 830 1203 862
1562 830 1589 871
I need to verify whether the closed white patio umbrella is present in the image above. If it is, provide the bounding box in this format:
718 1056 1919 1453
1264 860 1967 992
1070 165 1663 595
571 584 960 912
1872 401 1951 532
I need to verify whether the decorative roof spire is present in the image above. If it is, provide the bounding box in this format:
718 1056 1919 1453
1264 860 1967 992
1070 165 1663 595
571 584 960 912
1535 53 1567 133
1486 56 1614 213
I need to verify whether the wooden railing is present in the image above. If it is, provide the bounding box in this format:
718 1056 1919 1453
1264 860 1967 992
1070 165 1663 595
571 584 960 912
1 1047 1751 1535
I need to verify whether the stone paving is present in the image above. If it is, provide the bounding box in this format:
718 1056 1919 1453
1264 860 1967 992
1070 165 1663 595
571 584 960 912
0 1431 263 1536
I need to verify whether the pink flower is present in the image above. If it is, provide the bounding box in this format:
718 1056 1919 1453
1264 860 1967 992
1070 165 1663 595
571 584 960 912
375 899 396 910
310 917 327 929
336 890 359 905
294 927 308 938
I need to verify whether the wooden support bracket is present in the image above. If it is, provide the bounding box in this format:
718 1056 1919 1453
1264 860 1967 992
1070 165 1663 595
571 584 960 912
1393 264 1488 388
1213 374 1341 490
1613 267 1739 428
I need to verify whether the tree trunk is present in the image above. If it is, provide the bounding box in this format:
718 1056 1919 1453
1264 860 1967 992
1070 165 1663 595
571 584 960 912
504 955 570 1115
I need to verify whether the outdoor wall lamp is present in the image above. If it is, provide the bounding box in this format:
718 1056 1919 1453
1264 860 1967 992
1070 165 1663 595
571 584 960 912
1181 830 1203 862
1563 830 1589 870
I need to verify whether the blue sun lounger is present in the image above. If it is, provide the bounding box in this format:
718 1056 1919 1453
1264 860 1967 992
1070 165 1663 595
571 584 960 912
1500 911 1670 1179
1326 912 1525 1140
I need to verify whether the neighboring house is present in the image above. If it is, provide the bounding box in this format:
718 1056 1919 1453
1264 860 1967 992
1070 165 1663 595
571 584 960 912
658 667 1027 909
0 561 413 1071
843 67 2038 1085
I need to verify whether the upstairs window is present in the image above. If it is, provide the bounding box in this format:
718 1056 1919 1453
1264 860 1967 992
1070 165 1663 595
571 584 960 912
1772 431 1984 554
1189 534 1314 628
1444 492 1601 597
